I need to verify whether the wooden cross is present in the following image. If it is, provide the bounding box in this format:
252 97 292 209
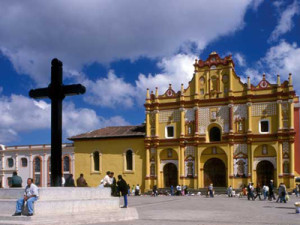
29 58 86 186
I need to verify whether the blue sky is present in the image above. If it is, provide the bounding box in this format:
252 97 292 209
0 0 300 145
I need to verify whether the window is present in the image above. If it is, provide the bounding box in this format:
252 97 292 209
150 164 155 176
259 120 269 133
209 127 221 142
126 150 133 170
33 157 42 187
21 158 28 167
7 158 13 168
165 126 174 138
63 156 70 172
93 151 99 171
200 89 204 95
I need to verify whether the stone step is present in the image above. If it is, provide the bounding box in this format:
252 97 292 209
0 198 120 215
0 208 138 225
0 187 112 200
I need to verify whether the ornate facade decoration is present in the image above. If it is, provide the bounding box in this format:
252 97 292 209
159 110 180 123
252 102 277 116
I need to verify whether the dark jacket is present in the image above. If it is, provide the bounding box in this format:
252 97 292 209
11 175 22 187
65 176 75 187
117 178 128 196
76 176 88 187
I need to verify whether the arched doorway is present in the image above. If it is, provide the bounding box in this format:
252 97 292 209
256 160 274 186
204 158 226 187
163 163 178 187
209 127 221 142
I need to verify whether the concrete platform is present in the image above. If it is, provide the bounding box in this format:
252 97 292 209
0 187 138 224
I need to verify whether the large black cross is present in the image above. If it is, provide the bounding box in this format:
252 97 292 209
29 58 86 186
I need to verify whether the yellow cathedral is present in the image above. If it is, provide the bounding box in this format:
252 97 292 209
69 52 300 192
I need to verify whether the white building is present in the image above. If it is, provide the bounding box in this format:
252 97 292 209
0 143 74 188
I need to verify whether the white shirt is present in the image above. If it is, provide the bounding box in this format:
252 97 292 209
103 175 112 185
24 183 39 197
136 185 140 190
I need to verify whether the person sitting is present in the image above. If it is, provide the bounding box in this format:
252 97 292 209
11 171 22 188
12 178 38 216
65 174 75 187
76 173 88 187
103 171 112 187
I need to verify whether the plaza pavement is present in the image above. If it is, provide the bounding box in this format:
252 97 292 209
100 194 300 225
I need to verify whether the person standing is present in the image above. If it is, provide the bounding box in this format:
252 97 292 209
76 174 88 187
227 186 233 197
208 184 214 198
117 175 128 208
254 184 262 200
247 183 254 200
12 178 39 216
170 185 174 196
110 172 117 196
11 172 22 188
268 180 276 201
135 184 140 196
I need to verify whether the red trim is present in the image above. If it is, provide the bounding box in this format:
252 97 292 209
294 107 300 174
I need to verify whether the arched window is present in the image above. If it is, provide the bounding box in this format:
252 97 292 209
63 156 70 172
209 127 221 142
33 157 42 187
93 151 99 171
126 150 133 171
21 158 28 167
150 164 155 176
7 158 14 168
187 162 193 176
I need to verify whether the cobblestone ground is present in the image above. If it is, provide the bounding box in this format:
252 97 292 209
100 194 300 225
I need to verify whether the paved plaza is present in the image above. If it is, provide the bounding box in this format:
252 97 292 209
102 194 300 225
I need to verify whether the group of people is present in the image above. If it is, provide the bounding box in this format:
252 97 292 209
129 184 140 196
239 180 289 203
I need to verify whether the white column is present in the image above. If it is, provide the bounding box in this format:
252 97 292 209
29 154 33 178
71 153 75 175
43 153 47 187
15 153 18 171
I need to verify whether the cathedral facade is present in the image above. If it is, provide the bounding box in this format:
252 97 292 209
71 52 300 191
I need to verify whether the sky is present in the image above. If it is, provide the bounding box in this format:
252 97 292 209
0 0 300 145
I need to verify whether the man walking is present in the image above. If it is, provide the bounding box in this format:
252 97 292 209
12 178 39 216
117 175 128 208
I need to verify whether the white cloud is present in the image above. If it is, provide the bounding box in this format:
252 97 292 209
234 53 246 67
269 0 300 42
82 70 136 108
251 0 264 10
0 94 129 144
136 54 196 103
241 40 300 88
263 40 300 86
78 53 196 108
0 0 255 85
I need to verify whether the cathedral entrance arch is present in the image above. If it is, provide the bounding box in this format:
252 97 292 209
163 163 178 187
204 158 226 187
256 160 274 186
